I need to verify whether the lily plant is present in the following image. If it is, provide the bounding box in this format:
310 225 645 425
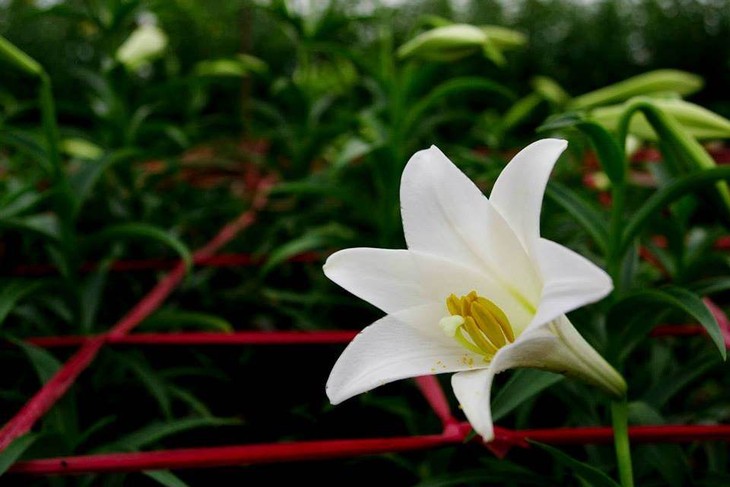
324 139 626 442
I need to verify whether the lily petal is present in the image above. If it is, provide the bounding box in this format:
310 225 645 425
400 146 541 306
494 315 626 398
327 312 485 405
529 238 613 330
451 368 497 441
323 248 431 314
489 139 568 253
410 251 535 334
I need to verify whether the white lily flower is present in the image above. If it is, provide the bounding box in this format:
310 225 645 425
324 139 626 441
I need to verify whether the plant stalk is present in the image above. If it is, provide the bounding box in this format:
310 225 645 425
611 398 634 487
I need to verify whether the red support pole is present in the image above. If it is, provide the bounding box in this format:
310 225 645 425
9 432 465 475
0 178 273 452
26 331 360 348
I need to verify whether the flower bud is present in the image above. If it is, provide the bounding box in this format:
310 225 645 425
116 24 168 71
397 24 524 64
571 70 703 110
590 98 730 141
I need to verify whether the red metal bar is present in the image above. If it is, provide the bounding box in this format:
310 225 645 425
25 331 359 348
0 337 106 451
9 422 730 476
0 178 273 452
9 432 464 475
414 376 457 429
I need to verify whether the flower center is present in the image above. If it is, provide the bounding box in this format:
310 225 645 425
438 291 515 361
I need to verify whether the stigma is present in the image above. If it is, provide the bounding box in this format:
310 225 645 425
438 291 515 360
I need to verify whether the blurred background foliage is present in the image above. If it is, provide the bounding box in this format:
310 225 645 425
1 0 730 485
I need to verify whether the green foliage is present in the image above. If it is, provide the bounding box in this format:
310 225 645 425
0 0 729 485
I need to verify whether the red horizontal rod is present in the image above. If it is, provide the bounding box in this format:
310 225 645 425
21 323 720 349
10 422 730 476
517 424 730 445
9 252 321 277
25 331 359 348
0 178 273 452
9 431 463 475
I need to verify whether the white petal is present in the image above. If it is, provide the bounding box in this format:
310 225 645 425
410 251 535 334
529 238 613 330
326 312 485 405
489 139 568 253
399 146 542 306
494 315 626 398
323 248 431 314
451 368 497 441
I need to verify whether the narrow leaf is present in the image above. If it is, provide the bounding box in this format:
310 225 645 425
546 182 609 254
0 434 36 477
143 470 190 487
492 369 563 421
531 441 621 487
91 223 192 271
615 287 725 360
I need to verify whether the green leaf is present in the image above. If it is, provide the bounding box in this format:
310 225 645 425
531 441 621 487
403 77 514 134
0 434 36 477
540 114 625 185
142 470 190 487
68 149 136 217
260 224 353 275
101 417 239 452
0 280 49 327
643 352 719 407
140 309 233 332
617 99 730 223
90 223 192 271
615 287 725 360
0 35 43 77
14 339 62 383
576 121 626 185
0 213 61 240
492 369 563 421
620 166 730 255
0 188 49 219
545 182 609 254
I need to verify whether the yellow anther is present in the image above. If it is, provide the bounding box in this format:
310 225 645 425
476 297 515 342
446 294 462 316
442 290 515 360
463 316 499 355
471 301 507 348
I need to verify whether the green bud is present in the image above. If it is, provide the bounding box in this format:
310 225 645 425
570 70 703 110
397 24 525 64
116 24 168 71
61 138 104 160
398 24 486 61
480 26 526 50
531 76 570 106
591 98 730 141
194 54 267 78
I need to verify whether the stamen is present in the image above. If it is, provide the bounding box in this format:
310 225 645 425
471 300 507 348
463 316 499 355
441 290 515 359
446 294 462 316
476 297 515 342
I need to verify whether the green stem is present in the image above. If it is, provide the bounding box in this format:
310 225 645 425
607 179 627 289
611 398 634 487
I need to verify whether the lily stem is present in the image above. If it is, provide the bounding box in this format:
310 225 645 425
611 397 634 487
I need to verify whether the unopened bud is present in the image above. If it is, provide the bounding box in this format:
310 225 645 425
116 24 168 71
571 70 703 110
